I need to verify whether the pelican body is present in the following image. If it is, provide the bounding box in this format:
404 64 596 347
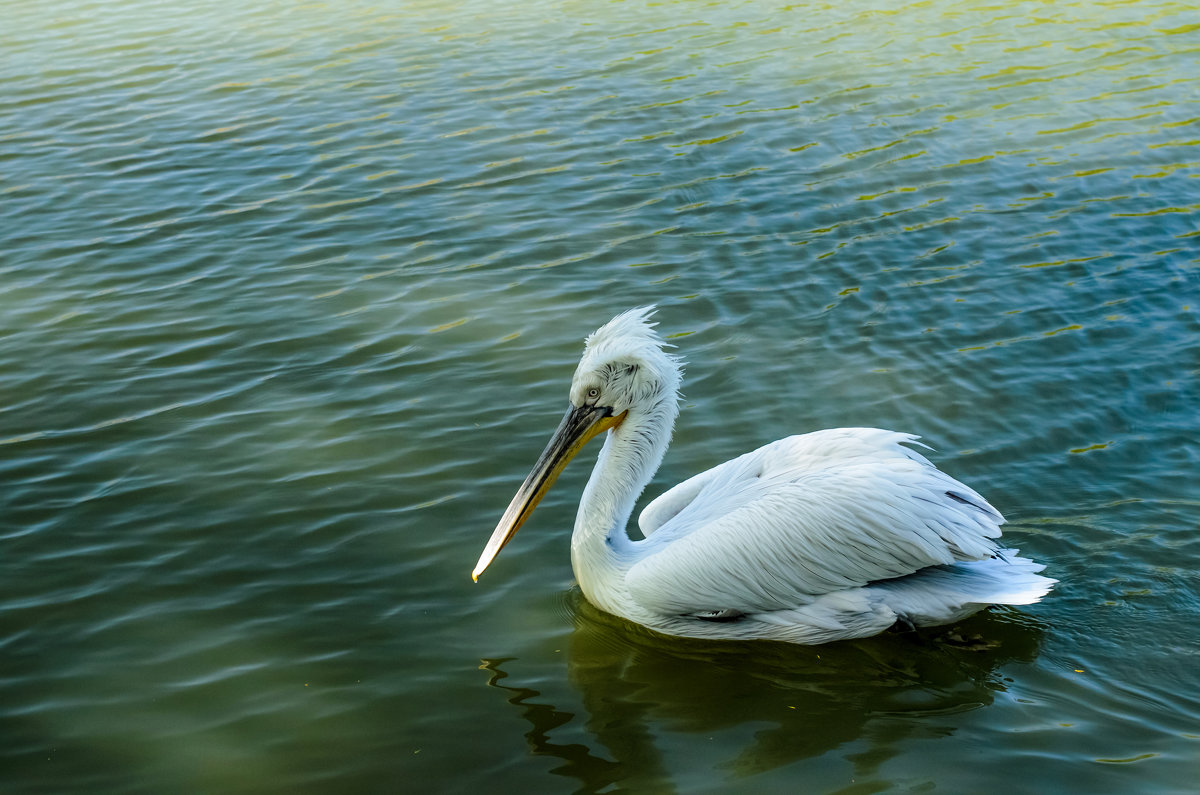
473 308 1053 645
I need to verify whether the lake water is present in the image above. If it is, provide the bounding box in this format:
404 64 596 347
2 0 1198 791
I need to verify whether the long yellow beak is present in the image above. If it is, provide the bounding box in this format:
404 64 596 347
472 403 626 581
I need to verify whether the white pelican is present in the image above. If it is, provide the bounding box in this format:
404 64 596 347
473 307 1054 644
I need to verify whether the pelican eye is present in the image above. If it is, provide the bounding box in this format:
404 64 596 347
585 387 601 403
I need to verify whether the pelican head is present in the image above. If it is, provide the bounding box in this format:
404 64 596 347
472 306 682 580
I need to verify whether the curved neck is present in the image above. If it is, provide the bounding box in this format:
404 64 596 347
569 395 676 612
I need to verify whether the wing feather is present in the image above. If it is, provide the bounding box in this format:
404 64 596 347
625 428 1004 616
637 457 741 536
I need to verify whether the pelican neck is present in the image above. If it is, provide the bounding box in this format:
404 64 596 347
569 398 676 609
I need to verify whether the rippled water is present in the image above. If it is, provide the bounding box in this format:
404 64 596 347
2 0 1198 791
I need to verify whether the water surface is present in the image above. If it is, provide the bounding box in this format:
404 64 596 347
2 0 1198 791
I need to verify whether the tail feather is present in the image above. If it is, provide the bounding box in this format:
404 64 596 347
870 549 1055 627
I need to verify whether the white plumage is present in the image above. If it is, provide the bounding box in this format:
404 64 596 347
473 307 1054 644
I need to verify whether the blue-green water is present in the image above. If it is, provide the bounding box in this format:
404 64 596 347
2 0 1198 791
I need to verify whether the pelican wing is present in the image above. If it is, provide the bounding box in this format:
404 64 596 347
638 458 736 537
624 428 1004 616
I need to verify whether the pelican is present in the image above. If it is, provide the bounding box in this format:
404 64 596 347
473 307 1054 644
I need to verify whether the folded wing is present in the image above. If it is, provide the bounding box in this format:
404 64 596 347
626 428 1005 616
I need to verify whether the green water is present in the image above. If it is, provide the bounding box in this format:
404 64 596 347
2 0 1198 791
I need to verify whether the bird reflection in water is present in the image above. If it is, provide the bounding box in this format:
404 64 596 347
480 591 1046 792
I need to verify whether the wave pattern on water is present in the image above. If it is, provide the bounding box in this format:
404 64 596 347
1 0 1197 791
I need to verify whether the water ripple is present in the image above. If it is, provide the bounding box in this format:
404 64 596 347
1 0 1198 791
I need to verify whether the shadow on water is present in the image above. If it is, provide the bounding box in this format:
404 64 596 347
480 590 1047 792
